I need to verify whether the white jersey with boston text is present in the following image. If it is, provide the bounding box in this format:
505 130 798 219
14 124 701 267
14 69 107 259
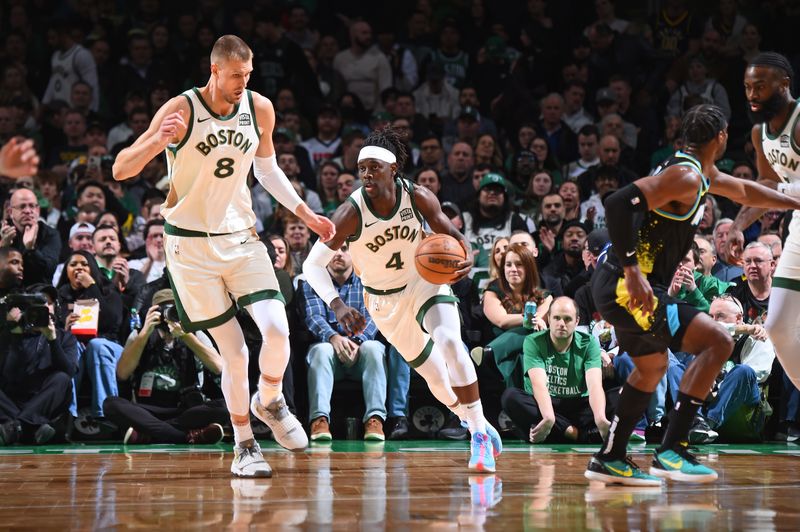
760 98 800 234
346 179 424 291
162 88 261 233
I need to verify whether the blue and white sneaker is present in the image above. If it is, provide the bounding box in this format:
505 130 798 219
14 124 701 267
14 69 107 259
460 420 503 458
650 446 718 483
468 432 496 473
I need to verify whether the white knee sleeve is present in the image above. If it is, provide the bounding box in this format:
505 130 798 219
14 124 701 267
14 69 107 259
423 302 477 387
414 354 458 407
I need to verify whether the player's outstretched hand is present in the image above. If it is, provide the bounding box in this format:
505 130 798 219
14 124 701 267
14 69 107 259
623 265 655 316
306 213 336 243
0 137 39 178
333 303 366 336
452 239 473 282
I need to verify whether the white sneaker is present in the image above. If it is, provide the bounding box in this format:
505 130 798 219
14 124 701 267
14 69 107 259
231 441 272 478
251 392 309 451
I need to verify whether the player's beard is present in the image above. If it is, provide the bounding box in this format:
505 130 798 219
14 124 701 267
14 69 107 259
747 91 786 124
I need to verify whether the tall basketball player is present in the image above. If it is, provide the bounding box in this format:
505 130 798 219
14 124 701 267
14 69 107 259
113 35 335 478
732 52 800 406
303 127 502 472
584 105 800 486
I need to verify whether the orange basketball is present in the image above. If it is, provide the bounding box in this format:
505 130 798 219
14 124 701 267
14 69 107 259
415 234 466 285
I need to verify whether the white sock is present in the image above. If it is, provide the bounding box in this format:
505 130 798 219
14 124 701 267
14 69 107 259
232 419 254 445
461 399 487 434
258 375 282 407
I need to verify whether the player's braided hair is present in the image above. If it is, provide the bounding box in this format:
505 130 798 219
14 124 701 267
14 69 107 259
680 104 728 148
749 52 794 82
364 126 408 173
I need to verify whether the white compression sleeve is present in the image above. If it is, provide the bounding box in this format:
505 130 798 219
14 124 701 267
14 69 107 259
303 240 339 305
253 155 303 213
777 182 800 198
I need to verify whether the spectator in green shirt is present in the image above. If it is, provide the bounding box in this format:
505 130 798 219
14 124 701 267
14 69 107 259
500 296 613 443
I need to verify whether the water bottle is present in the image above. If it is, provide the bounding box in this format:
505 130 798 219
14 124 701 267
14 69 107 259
129 308 141 331
522 301 537 329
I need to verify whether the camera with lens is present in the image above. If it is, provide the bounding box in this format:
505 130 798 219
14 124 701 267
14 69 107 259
157 302 180 332
1 293 50 332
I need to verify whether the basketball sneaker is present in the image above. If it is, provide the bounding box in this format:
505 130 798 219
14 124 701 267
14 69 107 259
459 420 503 457
650 445 718 483
584 456 663 486
250 392 308 451
468 432 496 473
231 440 272 478
186 423 225 445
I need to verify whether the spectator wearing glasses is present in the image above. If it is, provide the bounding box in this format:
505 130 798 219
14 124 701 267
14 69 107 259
725 242 775 325
1 188 61 286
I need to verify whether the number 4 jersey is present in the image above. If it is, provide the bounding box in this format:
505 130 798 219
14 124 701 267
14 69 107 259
163 88 261 234
346 178 425 293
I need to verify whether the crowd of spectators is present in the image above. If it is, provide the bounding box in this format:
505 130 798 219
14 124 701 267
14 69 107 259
2 0 800 445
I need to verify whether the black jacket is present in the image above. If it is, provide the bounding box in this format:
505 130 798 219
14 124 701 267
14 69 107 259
7 221 62 287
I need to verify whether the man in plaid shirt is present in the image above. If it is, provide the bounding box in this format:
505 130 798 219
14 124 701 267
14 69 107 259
302 243 388 440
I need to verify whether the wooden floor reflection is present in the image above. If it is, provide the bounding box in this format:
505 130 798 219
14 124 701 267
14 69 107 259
2 443 800 530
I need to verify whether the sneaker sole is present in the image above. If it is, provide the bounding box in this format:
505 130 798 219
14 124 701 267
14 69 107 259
310 433 332 441
469 461 496 473
123 427 135 445
250 393 308 451
649 466 718 483
364 434 385 441
584 469 663 487
231 466 273 479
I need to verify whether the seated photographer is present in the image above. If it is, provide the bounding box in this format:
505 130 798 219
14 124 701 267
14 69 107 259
104 289 227 444
688 294 775 443
0 278 78 445
501 297 612 444
56 249 123 420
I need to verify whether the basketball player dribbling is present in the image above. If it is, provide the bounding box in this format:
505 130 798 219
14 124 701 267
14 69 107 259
303 127 502 472
731 52 800 409
113 35 335 478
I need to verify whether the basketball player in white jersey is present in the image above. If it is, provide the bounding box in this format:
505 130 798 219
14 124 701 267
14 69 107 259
734 52 800 399
303 128 502 472
113 35 335 478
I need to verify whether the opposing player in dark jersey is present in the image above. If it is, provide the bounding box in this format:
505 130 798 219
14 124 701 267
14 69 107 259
585 105 800 486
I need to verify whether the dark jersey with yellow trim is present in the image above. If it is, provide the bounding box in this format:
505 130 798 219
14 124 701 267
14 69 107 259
607 151 709 288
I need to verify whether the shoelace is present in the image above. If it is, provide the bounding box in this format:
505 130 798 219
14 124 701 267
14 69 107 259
624 456 644 471
237 445 261 463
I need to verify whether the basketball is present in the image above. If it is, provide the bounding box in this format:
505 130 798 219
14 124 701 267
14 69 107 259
415 233 466 285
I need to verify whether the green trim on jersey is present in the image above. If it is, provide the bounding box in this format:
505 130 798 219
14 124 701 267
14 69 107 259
247 90 260 137
346 197 363 242
789 102 800 156
764 100 799 140
172 93 194 152
415 294 459 331
363 180 403 221
364 284 406 295
238 289 286 308
166 268 237 332
407 339 434 368
164 221 232 237
191 87 241 121
773 277 800 292
654 151 708 221
403 179 425 225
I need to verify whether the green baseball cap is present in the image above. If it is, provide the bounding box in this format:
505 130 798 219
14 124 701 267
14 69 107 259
478 173 508 192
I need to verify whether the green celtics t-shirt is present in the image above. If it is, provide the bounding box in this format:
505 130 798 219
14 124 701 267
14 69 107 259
522 330 601 398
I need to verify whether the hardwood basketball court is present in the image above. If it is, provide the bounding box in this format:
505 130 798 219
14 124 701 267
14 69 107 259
1 442 799 530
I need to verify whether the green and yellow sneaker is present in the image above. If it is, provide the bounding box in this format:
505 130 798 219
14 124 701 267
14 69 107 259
650 445 718 483
584 456 663 486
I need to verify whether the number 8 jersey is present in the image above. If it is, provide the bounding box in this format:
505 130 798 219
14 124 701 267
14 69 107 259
162 88 260 234
346 178 424 293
